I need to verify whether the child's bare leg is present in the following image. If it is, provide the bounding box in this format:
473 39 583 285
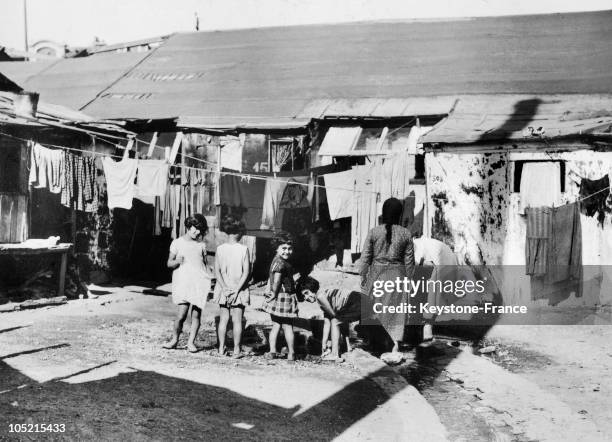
330 318 341 357
187 306 201 352
218 306 230 354
230 307 244 355
321 317 331 355
340 322 352 352
268 320 281 354
282 322 295 360
163 304 189 348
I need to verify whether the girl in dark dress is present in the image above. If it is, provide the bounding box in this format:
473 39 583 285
360 198 415 352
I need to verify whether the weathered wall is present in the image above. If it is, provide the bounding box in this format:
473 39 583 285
426 147 612 307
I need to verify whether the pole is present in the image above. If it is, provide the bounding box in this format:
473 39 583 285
23 0 29 57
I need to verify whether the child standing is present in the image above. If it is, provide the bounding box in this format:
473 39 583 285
163 216 211 352
214 215 251 358
262 232 301 361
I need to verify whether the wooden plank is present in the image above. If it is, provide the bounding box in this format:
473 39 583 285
19 296 67 310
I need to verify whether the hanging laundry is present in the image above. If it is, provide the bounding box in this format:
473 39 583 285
261 177 288 230
323 169 356 221
218 174 265 231
101 157 138 210
351 164 379 254
153 196 162 236
519 162 562 213
579 174 610 227
547 202 581 284
279 177 311 209
525 207 552 276
59 151 98 212
219 174 265 208
29 142 64 193
136 160 169 197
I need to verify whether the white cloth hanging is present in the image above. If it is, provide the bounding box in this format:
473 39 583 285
102 157 138 209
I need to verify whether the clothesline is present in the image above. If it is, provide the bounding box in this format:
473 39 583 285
0 130 404 198
3 129 609 206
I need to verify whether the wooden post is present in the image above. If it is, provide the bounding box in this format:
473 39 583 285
58 251 67 297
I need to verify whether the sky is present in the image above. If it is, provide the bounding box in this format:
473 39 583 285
1 0 611 51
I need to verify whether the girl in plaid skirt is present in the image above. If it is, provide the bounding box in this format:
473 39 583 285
263 232 302 361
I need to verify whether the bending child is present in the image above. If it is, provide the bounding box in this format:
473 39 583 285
213 215 251 358
299 277 371 362
262 232 302 361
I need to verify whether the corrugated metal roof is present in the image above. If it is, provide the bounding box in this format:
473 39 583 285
0 10 611 130
0 52 149 111
420 94 612 144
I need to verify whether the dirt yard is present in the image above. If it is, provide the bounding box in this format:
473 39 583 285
1 269 611 441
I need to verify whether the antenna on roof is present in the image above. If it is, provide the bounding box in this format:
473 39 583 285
23 0 29 59
194 12 199 31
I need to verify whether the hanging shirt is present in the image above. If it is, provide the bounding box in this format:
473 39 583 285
136 160 169 197
102 157 138 210
323 170 356 221
519 162 561 213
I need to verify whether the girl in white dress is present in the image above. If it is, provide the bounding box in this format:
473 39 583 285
163 216 211 352
214 215 251 358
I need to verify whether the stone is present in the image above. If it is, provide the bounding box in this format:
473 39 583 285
380 352 405 365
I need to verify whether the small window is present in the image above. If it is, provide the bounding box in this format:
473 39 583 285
513 160 565 193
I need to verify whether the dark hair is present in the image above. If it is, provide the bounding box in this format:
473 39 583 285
381 198 403 245
272 231 294 250
186 214 209 236
220 214 245 236
297 276 320 294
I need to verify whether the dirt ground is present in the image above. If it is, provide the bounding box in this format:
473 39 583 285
1 269 611 441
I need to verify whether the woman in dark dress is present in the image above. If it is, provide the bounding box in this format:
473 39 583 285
360 198 415 352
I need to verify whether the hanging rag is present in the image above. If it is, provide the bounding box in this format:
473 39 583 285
136 160 169 197
323 169 356 221
101 157 138 210
525 207 552 276
579 175 610 227
547 202 582 284
279 176 311 209
261 177 288 230
29 142 64 193
219 174 266 230
519 162 562 213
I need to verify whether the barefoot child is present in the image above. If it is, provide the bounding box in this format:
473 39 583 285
214 215 251 358
299 277 372 362
262 232 301 361
163 216 211 352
